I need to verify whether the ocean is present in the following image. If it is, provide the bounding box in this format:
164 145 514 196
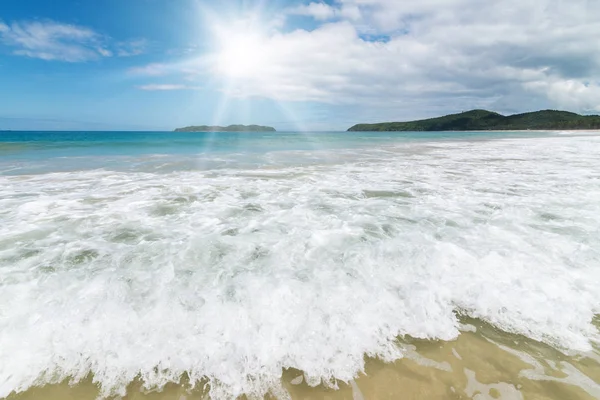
0 130 599 399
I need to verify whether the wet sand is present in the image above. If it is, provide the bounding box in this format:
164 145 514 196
8 318 599 400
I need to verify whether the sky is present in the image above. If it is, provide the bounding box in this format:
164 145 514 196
0 0 599 131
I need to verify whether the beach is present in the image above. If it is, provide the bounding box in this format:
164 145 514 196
1 130 599 399
8 319 600 399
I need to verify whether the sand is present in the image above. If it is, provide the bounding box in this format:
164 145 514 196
7 318 599 400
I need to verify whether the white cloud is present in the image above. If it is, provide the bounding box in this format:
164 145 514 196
129 63 171 76
117 39 147 57
131 0 600 116
0 20 106 61
287 3 337 20
137 84 193 91
525 80 600 112
97 48 113 57
0 19 145 62
340 5 361 21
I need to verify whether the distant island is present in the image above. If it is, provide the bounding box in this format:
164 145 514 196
174 124 276 132
348 109 600 131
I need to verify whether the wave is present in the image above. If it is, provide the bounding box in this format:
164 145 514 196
0 135 599 399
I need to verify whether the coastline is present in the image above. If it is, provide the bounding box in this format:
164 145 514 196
7 318 600 400
348 129 600 133
2 132 600 400
347 109 600 132
460 129 600 133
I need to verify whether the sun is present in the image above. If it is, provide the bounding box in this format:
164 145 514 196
191 3 309 132
203 10 272 80
213 28 267 79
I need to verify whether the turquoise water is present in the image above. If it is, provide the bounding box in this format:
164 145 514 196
0 130 544 174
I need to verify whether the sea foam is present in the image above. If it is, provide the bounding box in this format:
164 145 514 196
0 135 599 399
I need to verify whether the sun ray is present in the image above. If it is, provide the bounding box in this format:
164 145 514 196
181 1 332 159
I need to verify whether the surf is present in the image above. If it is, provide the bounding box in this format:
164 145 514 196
0 133 599 399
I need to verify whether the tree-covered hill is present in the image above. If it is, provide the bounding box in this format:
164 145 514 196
348 110 600 131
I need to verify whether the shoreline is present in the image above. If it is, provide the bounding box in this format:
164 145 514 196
462 129 600 133
2 134 600 400
7 319 600 400
348 129 600 133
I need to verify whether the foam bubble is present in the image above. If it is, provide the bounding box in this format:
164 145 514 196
0 135 599 399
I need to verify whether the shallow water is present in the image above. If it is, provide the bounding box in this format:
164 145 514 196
7 320 600 400
0 131 599 399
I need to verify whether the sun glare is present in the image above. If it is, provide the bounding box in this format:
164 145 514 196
206 11 271 80
215 31 266 78
195 4 308 132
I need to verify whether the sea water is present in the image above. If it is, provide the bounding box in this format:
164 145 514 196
0 131 599 399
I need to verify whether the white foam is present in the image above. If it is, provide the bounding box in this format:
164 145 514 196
553 130 600 136
400 344 453 372
0 135 599 399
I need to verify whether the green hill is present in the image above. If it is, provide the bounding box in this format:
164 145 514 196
347 110 600 131
174 124 276 132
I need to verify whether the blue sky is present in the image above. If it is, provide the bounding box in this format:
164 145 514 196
1 0 599 131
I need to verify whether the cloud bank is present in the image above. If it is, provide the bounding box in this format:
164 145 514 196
136 0 600 116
